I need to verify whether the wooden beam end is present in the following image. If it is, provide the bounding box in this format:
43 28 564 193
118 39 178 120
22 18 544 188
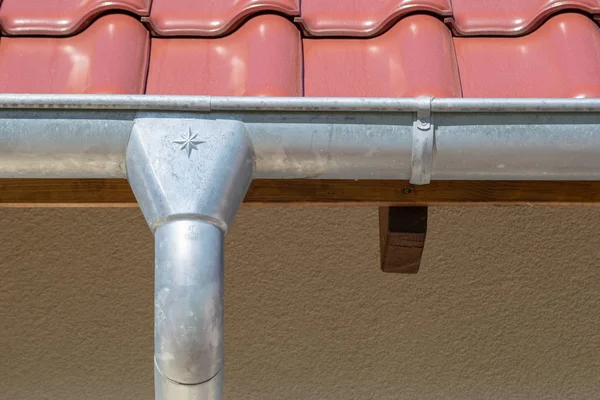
379 206 428 273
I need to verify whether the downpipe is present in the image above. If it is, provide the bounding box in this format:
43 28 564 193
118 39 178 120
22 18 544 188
153 220 225 398
126 117 254 400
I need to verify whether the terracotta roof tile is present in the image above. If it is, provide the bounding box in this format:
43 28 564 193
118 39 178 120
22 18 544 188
297 0 452 37
455 13 600 97
0 2 599 99
146 15 302 96
0 0 150 36
304 15 461 97
0 15 149 94
146 0 299 36
448 0 600 36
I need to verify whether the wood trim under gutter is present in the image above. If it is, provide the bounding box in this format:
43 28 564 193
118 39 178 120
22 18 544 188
1 179 600 207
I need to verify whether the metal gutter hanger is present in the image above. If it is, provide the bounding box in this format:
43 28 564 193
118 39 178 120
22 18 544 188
411 96 434 185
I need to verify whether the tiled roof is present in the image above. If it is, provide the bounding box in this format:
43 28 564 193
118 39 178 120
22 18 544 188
1 1 600 97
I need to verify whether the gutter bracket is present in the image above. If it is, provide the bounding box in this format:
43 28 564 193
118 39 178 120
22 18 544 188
410 96 434 185
126 115 255 400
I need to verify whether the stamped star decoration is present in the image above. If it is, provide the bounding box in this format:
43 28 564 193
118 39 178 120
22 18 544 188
174 127 204 158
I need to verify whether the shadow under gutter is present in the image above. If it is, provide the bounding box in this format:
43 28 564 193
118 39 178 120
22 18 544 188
2 94 600 400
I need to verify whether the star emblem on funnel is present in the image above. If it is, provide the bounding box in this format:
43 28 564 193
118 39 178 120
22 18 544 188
173 127 204 158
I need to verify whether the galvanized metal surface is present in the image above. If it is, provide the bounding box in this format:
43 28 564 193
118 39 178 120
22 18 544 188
154 220 224 390
410 97 434 185
431 98 600 112
0 110 134 178
155 366 223 400
126 117 254 230
433 112 600 180
3 95 600 112
127 118 255 400
1 97 600 181
243 112 413 179
0 94 420 111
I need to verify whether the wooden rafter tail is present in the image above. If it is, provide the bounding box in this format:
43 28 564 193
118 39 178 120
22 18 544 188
379 207 428 273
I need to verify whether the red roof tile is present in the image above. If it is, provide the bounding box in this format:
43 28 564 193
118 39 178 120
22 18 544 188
304 15 461 97
448 0 600 36
0 0 150 36
146 15 302 96
298 0 452 37
0 15 149 94
455 13 600 97
146 0 299 36
0 2 599 99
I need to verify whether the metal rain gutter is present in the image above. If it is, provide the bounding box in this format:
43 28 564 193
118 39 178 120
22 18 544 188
2 95 600 182
3 94 600 400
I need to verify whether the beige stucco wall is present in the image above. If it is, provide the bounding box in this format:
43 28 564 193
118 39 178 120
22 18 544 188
1 206 598 399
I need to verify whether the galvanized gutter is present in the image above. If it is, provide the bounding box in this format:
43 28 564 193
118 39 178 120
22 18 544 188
3 94 600 400
4 94 600 111
2 95 600 182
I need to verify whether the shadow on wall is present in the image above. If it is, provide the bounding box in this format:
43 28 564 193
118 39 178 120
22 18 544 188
0 206 598 399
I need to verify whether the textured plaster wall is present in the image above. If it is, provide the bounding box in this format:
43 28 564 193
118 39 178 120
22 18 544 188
0 207 599 399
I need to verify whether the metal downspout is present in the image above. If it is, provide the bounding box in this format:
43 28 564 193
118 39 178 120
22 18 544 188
153 220 225 398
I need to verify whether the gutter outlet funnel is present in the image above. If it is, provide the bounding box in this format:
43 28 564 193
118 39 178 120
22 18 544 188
126 116 254 400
